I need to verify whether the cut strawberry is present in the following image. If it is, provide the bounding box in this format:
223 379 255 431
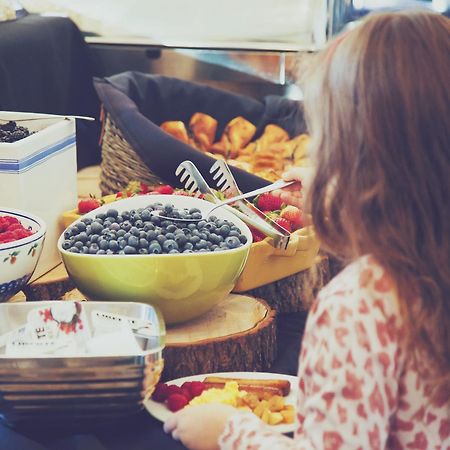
275 217 292 232
77 198 101 214
151 383 170 402
256 193 283 212
166 393 189 412
280 205 303 230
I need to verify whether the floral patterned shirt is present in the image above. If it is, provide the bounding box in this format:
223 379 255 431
219 256 450 450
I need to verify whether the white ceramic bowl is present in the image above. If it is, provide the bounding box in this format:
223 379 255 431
0 208 46 302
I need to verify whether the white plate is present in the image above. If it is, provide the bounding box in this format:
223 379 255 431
145 371 298 434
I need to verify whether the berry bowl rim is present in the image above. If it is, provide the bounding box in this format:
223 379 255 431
57 195 253 259
0 207 47 251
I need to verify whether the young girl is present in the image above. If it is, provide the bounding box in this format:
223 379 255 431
164 11 450 449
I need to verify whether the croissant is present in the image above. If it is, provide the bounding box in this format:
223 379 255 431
160 121 190 145
254 124 289 153
189 113 218 152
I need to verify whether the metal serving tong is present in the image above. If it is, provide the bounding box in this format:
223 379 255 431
174 160 292 250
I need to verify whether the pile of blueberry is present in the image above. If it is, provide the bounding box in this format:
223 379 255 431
0 121 33 143
62 203 248 255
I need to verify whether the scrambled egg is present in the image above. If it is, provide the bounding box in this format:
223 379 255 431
188 381 247 407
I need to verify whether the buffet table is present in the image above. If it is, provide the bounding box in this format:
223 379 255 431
0 312 306 450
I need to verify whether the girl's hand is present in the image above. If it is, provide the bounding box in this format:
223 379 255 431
163 403 237 450
272 167 314 209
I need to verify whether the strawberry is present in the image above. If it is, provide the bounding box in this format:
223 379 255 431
280 205 303 230
166 393 189 412
256 193 283 212
275 217 292 232
77 198 101 214
151 383 170 402
153 185 174 195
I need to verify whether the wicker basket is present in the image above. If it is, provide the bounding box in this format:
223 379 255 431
99 114 162 195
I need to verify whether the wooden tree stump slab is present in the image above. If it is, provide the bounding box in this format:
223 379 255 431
242 256 330 313
162 294 276 381
22 263 75 301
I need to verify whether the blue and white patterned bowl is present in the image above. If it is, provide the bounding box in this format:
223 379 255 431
0 208 46 302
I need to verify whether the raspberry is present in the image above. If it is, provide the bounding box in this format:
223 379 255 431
166 393 189 412
256 193 283 212
151 383 170 403
78 198 101 214
165 385 185 398
187 381 205 398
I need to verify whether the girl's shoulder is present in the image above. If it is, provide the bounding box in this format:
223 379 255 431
312 255 401 324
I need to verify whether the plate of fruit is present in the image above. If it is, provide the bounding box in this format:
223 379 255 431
145 372 298 434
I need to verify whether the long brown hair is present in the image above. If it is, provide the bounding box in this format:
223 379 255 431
303 11 450 404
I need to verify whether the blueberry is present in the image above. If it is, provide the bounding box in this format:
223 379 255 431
219 224 231 237
99 239 109 250
64 230 72 239
97 249 107 255
88 244 99 254
150 216 161 225
109 223 120 232
121 221 132 232
74 241 83 249
134 220 144 229
90 221 103 235
239 234 248 244
187 223 197 231
168 249 180 254
116 216 124 223
184 242 194 251
164 204 173 214
166 224 177 233
225 236 241 249
197 220 207 229
96 213 106 221
144 222 155 232
109 240 119 252
106 209 118 218
138 248 149 254
208 215 217 222
229 230 240 238
76 222 86 232
175 234 187 247
128 235 139 247
192 212 202 220
139 238 149 248
81 246 89 254
165 232 175 241
204 222 216 232
62 240 72 250
189 208 201 214
77 232 88 243
209 233 223 244
161 220 173 228
123 232 131 240
183 249 194 253
121 211 130 221
130 226 140 236
81 217 93 225
189 235 200 245
141 210 152 221
213 247 223 252
117 229 126 237
139 231 147 239
148 242 162 254
195 239 208 250
146 230 157 241
197 248 208 253
157 235 166 245
69 247 80 253
119 239 127 249
123 245 137 254
163 239 179 252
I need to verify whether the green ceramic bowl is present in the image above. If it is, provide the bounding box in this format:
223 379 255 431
58 195 252 324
